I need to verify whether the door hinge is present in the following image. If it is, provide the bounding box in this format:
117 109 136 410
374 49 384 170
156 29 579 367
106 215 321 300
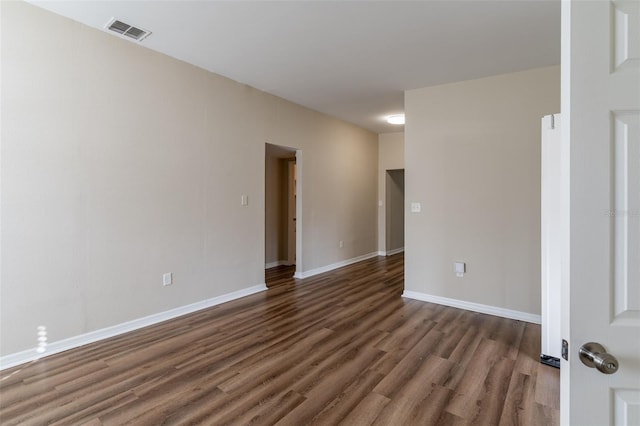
562 339 569 361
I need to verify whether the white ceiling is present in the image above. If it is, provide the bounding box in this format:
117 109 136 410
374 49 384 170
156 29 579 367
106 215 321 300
29 0 560 134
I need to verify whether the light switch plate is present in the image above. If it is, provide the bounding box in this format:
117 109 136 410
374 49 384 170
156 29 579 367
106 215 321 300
163 272 172 286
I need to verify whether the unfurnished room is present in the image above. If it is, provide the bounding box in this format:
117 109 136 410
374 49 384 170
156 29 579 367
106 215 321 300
1 1 638 425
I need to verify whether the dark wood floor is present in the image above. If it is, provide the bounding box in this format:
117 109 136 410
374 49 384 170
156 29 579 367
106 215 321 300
0 254 559 425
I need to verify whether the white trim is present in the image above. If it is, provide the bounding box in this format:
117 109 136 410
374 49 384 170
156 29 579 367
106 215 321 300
402 290 541 324
294 251 380 279
385 247 405 256
265 260 289 269
0 283 268 371
377 250 387 256
294 149 303 278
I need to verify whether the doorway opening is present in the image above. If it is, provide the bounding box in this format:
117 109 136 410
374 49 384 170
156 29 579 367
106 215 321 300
385 169 405 255
265 143 301 286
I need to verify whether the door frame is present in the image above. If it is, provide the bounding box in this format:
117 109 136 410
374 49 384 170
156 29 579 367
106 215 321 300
286 158 296 266
293 150 303 277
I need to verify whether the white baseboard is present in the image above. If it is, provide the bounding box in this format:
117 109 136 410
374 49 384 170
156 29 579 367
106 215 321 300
294 251 380 279
265 260 290 269
402 290 541 324
0 283 268 371
385 247 405 256
377 247 404 257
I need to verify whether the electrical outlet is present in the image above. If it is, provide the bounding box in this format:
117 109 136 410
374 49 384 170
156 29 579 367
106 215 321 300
339 240 344 248
163 272 172 286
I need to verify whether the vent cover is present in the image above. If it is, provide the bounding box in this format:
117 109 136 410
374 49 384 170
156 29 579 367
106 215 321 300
105 18 151 42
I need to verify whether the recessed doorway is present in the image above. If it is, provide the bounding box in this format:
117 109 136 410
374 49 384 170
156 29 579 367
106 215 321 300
385 169 405 255
265 143 301 286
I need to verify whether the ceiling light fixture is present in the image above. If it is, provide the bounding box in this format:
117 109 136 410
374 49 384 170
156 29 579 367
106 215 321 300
386 114 405 125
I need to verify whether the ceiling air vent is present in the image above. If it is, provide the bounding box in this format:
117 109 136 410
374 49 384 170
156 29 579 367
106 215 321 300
105 18 151 42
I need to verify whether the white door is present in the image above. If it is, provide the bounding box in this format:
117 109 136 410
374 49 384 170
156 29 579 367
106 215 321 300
563 1 640 425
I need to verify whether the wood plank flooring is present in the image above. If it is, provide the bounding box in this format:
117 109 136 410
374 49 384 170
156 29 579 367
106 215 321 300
0 254 559 425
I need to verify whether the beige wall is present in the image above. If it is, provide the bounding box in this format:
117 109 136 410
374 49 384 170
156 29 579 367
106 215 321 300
0 2 377 356
377 132 404 252
405 66 560 315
